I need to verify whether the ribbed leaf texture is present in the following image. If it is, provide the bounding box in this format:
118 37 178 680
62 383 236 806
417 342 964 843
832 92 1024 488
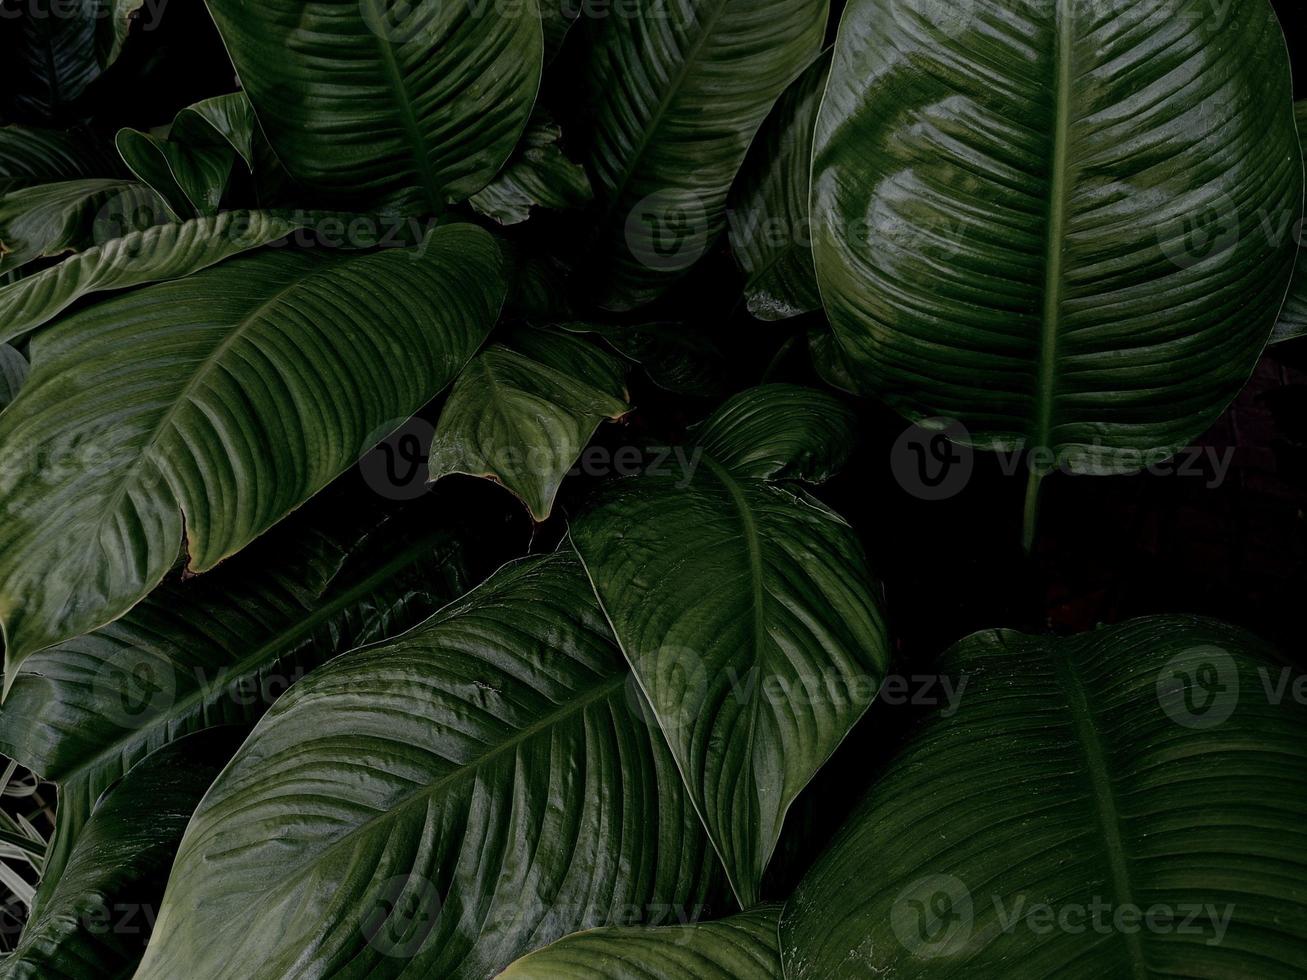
134 552 723 980
780 617 1307 978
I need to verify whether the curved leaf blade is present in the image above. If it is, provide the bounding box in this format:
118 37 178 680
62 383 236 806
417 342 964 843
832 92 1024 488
570 393 888 905
0 731 236 980
428 328 630 521
780 617 1307 977
499 905 782 978
470 111 593 226
0 345 28 410
728 50 829 321
1273 101 1307 344
203 0 544 210
134 552 722 980
0 180 166 273
813 0 1300 473
0 210 310 346
0 224 505 682
580 0 828 309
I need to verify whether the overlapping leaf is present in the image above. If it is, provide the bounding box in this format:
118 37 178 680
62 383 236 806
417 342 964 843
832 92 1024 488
470 111 592 226
728 50 829 320
0 731 236 980
134 552 722 980
780 617 1307 977
812 0 1300 492
203 0 543 210
570 384 886 906
580 0 828 308
0 345 28 410
500 905 782 978
0 224 505 682
0 210 310 345
428 327 630 521
0 180 166 272
0 492 472 909
116 93 257 217
1273 101 1307 344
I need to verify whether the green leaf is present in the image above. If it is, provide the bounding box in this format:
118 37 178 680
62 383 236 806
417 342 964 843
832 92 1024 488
0 491 472 913
0 345 28 410
580 0 828 309
0 126 122 193
0 730 236 980
0 224 505 685
500 905 782 978
812 0 1300 487
779 616 1307 977
428 327 630 521
690 384 856 483
116 93 258 217
563 321 730 397
0 210 311 346
202 0 543 212
0 180 166 272
1273 101 1307 344
569 386 888 906
134 552 723 980
728 50 829 321
470 110 592 226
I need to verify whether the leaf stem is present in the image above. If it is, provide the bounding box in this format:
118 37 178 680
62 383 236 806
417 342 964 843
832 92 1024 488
1022 464 1047 555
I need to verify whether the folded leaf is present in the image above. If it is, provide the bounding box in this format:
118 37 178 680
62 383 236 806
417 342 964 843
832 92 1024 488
0 210 310 346
134 552 723 980
780 617 1307 977
570 386 888 906
116 93 258 217
813 0 1299 488
203 0 543 211
500 905 782 978
0 491 472 911
580 0 828 309
728 50 829 321
0 730 237 980
470 111 592 226
0 224 505 684
428 327 630 520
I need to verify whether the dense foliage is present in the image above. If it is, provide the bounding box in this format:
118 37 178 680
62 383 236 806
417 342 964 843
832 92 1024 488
1 0 1306 977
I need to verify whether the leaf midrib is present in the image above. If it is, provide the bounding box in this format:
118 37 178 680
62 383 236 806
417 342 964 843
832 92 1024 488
371 33 442 213
1033 0 1075 459
1051 651 1147 979
222 667 630 911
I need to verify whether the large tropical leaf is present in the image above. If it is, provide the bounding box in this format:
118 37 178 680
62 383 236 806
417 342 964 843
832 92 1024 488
428 327 630 521
0 731 237 980
470 110 592 226
812 0 1301 520
202 0 543 211
0 210 312 346
116 93 258 218
0 223 505 684
134 552 723 980
727 50 829 321
569 384 886 907
0 491 473 912
579 0 828 309
779 617 1307 978
0 180 166 272
1273 101 1307 344
499 905 782 978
